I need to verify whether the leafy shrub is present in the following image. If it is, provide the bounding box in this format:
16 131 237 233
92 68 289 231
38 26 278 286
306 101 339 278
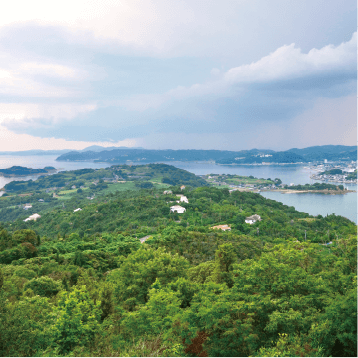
24 276 62 297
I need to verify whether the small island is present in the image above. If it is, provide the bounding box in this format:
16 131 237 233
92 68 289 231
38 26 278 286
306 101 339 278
0 166 56 177
275 182 355 195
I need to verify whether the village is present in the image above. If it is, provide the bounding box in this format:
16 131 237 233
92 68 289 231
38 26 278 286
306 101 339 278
304 160 357 184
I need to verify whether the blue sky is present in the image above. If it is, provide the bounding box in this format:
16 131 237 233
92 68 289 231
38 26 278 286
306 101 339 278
0 0 356 151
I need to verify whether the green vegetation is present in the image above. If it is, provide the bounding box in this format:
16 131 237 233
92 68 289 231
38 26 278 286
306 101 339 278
0 164 207 223
285 183 344 191
204 174 276 187
319 168 343 175
346 170 357 180
0 166 55 177
55 145 358 164
0 167 356 357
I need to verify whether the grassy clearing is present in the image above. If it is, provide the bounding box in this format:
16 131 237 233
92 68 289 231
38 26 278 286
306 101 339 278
56 195 73 200
297 218 317 222
103 181 138 194
152 182 171 189
58 189 77 195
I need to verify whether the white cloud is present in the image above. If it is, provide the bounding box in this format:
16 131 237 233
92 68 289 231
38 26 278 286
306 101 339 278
1 0 354 61
19 62 82 79
0 103 97 125
0 56 89 97
225 32 356 84
117 32 357 112
0 124 137 151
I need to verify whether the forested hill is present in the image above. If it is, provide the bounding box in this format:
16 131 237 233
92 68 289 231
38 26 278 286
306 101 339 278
3 163 207 193
56 148 274 163
55 145 357 164
0 183 356 356
0 166 55 177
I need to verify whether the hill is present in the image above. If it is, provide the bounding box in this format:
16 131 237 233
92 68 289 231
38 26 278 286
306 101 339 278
56 145 357 164
0 184 356 357
0 166 55 177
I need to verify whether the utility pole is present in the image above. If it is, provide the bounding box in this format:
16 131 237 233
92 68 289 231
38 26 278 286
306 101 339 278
305 230 306 241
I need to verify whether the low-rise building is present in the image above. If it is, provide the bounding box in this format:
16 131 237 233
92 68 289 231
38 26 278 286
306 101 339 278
24 213 41 222
23 204 32 210
210 224 231 231
180 185 186 190
176 194 189 203
170 205 186 214
73 208 82 213
163 190 173 195
245 214 262 224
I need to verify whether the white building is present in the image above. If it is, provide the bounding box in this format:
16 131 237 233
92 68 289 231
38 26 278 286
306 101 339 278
24 213 41 222
163 190 173 194
210 224 231 231
176 195 189 203
245 214 262 225
170 205 186 214
23 204 32 210
73 208 82 213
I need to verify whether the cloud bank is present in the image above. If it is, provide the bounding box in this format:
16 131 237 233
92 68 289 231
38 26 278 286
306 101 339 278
0 1 356 150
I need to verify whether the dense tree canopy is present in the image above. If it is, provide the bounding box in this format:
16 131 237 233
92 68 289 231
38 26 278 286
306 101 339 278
0 172 356 357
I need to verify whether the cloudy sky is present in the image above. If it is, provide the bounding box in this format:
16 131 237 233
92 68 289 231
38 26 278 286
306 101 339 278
0 0 356 151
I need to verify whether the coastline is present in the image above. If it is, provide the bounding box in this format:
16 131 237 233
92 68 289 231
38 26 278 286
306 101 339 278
261 189 355 195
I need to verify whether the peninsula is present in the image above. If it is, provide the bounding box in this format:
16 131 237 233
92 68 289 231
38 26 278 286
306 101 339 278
0 166 56 177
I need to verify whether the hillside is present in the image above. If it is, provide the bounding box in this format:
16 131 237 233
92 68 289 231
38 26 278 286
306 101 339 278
56 145 357 164
0 164 207 223
0 184 356 357
0 166 55 177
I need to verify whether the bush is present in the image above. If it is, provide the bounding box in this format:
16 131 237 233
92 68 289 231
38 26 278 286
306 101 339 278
14 267 37 280
24 276 62 297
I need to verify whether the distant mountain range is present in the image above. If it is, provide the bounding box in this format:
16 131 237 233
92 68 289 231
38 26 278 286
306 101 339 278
55 145 357 164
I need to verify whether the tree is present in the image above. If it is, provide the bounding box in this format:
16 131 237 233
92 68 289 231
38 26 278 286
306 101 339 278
213 243 236 288
24 276 62 297
109 247 189 309
51 286 101 354
12 229 38 246
0 295 54 356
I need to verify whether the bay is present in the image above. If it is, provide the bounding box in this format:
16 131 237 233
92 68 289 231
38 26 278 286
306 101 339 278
0 156 356 223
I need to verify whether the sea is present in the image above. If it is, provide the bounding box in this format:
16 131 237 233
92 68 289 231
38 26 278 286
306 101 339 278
0 156 356 223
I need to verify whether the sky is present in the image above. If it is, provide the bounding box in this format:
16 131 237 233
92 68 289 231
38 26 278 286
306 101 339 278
0 0 356 151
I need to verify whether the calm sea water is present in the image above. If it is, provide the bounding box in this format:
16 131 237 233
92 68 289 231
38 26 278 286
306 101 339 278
0 156 356 223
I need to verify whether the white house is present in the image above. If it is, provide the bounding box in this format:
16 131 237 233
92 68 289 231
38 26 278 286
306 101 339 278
24 213 41 222
73 208 82 213
245 214 262 224
163 190 173 195
176 195 189 203
210 224 231 231
170 205 186 214
180 185 185 190
23 204 32 210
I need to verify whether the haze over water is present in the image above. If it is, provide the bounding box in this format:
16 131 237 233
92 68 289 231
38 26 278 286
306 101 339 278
0 156 356 223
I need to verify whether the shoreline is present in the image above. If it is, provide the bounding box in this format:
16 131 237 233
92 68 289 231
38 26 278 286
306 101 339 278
261 189 355 195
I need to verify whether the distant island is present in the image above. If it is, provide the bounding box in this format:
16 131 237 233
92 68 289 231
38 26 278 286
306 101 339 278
0 166 56 177
55 145 357 164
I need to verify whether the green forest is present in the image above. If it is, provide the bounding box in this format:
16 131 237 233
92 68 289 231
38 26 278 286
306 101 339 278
0 165 356 357
284 183 345 191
